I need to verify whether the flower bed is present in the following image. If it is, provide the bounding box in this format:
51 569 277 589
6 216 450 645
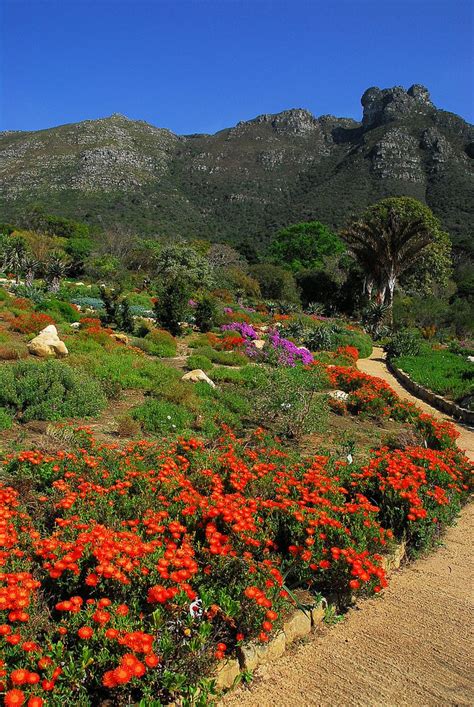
0 419 471 705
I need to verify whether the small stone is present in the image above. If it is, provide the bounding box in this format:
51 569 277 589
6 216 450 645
70 322 80 329
253 339 266 350
215 658 240 689
238 631 286 671
283 609 312 645
310 602 325 627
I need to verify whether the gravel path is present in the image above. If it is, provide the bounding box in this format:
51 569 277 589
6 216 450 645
222 348 474 707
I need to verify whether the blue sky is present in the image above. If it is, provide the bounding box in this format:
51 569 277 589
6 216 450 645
0 0 472 133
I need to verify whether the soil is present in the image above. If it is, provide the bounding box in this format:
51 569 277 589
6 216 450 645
222 348 474 707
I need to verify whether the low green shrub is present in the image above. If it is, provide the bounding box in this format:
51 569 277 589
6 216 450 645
187 354 214 372
194 294 219 332
386 330 422 359
131 398 193 433
0 360 106 421
133 329 177 357
0 406 13 430
36 298 79 323
250 365 329 439
194 346 247 366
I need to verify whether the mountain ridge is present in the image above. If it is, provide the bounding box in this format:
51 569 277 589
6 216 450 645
0 84 472 254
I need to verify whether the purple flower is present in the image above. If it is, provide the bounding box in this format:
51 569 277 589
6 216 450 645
221 322 258 340
267 330 313 367
188 299 198 308
223 307 233 314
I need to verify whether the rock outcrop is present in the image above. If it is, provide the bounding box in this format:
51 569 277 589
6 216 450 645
27 325 68 358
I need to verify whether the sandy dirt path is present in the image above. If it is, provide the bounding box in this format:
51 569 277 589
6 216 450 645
222 348 474 707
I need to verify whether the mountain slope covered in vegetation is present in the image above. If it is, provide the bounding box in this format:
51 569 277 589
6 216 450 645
0 84 472 254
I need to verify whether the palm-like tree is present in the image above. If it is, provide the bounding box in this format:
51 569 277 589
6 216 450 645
45 255 67 293
22 254 40 288
0 238 28 284
341 202 432 322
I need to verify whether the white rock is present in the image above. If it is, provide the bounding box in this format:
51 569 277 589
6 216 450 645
253 339 266 350
181 369 216 388
328 389 349 402
70 322 80 329
27 325 68 358
468 356 474 363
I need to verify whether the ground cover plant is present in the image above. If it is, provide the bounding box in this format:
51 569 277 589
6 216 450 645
0 415 470 706
391 345 474 408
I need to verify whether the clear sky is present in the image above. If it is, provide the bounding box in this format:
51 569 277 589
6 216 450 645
1 0 472 134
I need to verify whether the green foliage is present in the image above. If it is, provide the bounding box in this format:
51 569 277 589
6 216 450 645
251 364 329 439
131 398 193 433
187 354 214 372
0 407 13 430
341 197 453 314
271 220 345 271
134 329 177 358
194 346 247 367
0 360 106 421
250 264 300 303
393 346 474 405
194 294 219 332
385 330 422 359
153 243 214 289
35 298 79 323
154 279 190 336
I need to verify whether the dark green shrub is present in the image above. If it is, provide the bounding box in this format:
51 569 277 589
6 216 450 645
154 279 190 336
194 294 219 332
0 360 106 421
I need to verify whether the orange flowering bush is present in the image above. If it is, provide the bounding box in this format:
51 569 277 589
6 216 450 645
9 313 55 335
0 422 470 704
325 365 460 450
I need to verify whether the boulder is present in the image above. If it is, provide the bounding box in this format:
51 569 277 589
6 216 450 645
328 389 349 402
181 369 216 388
28 325 68 358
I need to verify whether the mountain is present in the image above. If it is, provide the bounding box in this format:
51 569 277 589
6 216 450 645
0 85 473 254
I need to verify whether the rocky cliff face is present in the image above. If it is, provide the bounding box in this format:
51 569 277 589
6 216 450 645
0 84 472 253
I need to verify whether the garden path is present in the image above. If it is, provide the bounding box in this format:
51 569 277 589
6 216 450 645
357 347 474 461
222 349 474 707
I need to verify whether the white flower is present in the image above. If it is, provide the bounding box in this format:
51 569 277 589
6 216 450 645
167 415 171 420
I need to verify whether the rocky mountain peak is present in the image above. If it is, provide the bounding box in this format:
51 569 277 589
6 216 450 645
361 84 434 128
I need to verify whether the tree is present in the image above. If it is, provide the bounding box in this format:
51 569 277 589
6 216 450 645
153 243 214 290
271 221 345 272
250 264 300 303
341 197 452 322
0 237 29 284
44 255 67 293
154 279 190 336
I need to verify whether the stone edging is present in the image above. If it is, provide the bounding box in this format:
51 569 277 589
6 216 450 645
215 541 406 691
387 360 474 426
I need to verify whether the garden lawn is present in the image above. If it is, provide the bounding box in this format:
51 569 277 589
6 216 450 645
393 347 474 405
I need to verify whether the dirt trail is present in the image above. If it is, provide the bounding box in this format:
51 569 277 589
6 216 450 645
357 347 474 461
222 348 474 707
